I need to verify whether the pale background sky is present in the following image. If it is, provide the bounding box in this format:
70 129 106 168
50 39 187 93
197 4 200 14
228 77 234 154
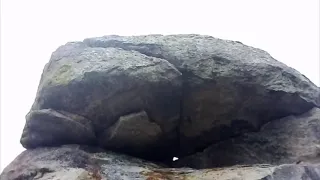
0 0 319 172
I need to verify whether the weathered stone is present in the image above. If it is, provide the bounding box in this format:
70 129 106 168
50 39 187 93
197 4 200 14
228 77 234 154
20 109 96 148
99 111 166 158
83 34 320 155
1 145 320 180
24 44 182 159
22 34 320 159
175 108 320 169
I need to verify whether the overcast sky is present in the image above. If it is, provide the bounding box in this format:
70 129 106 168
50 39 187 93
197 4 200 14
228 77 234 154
0 0 319 172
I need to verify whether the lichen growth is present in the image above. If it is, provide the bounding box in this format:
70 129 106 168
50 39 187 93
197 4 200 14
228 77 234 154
48 64 73 86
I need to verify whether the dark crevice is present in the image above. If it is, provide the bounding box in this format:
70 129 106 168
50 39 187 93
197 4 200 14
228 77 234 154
177 75 186 162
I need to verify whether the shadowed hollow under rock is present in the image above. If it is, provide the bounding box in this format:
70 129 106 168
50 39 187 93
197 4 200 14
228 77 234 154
2 145 320 180
174 107 320 169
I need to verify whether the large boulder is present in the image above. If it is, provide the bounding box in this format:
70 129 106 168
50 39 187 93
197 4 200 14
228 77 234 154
2 145 320 180
83 35 320 155
21 34 320 159
175 108 320 169
23 44 182 160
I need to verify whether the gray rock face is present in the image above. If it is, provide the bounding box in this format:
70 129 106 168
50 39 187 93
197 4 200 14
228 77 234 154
2 145 320 180
21 34 320 159
83 35 320 155
24 44 182 159
175 108 320 169
21 109 96 148
99 111 165 158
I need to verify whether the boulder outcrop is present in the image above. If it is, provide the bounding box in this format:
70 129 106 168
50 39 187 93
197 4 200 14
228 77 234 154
21 34 320 159
2 34 320 180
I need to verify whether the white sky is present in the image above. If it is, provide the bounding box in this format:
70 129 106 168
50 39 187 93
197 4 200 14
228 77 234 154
0 0 319 172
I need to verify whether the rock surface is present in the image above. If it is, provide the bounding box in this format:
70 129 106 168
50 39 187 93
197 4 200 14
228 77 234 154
83 35 320 155
20 109 96 148
6 34 320 180
23 45 182 160
175 108 320 169
21 34 320 159
2 145 320 180
99 111 165 158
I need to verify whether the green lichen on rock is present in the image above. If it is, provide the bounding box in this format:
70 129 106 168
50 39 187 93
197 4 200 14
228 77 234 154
48 64 73 86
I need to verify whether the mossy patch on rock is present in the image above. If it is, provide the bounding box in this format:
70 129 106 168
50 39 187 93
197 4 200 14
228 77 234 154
48 64 73 86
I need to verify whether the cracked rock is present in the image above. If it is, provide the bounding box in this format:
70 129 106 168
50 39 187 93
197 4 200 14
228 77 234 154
20 34 320 160
24 45 182 160
83 34 320 156
175 108 320 169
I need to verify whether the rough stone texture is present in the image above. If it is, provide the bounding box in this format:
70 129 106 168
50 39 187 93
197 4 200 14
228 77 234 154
20 34 320 159
175 108 320 169
20 109 96 148
23 44 182 160
2 145 320 180
99 111 164 158
83 35 320 155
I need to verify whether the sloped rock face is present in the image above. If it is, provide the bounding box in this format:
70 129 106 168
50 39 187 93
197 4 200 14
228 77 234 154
175 108 320 169
2 145 320 180
20 34 320 159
